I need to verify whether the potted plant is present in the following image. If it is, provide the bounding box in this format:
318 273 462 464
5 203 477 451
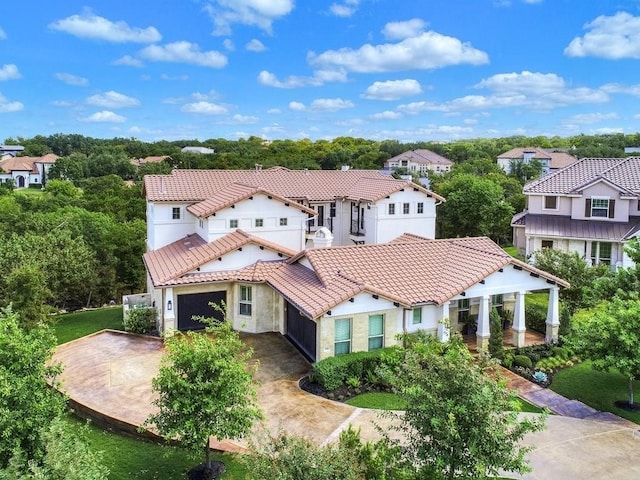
501 309 514 330
463 314 477 335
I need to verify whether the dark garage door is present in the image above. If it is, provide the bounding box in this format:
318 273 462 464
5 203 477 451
177 291 226 331
286 301 317 362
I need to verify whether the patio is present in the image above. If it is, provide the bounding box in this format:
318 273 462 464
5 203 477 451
463 327 546 353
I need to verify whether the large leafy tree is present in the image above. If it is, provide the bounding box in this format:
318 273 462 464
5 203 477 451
568 296 640 406
0 309 66 468
144 319 263 473
386 335 545 480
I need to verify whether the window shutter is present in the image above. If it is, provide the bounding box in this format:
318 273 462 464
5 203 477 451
608 199 615 218
585 198 591 217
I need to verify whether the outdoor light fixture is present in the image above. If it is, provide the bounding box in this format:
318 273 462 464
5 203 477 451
167 300 172 311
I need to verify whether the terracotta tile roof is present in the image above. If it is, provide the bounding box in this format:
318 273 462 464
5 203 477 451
161 260 285 286
511 213 640 242
0 154 59 174
143 167 444 203
186 183 317 218
385 149 453 166
498 147 552 160
131 155 171 166
144 230 297 287
547 152 578 169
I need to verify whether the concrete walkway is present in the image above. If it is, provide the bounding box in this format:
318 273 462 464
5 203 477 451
52 330 640 479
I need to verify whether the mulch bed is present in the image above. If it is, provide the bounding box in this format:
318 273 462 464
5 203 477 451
614 400 640 412
299 375 390 402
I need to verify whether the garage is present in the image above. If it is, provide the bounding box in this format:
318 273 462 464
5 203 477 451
285 301 317 362
177 291 226 331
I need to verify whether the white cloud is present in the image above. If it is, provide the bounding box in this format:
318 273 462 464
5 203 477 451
51 100 73 107
204 0 294 36
138 41 227 68
601 82 640 96
371 110 402 120
0 64 20 81
230 114 259 124
330 1 359 17
0 92 23 112
474 71 565 94
246 39 266 52
49 11 161 43
308 30 488 73
258 69 347 88
82 111 126 123
288 101 306 111
87 91 140 108
55 72 88 86
382 19 426 40
161 73 189 81
223 39 235 51
181 101 228 115
310 98 354 111
565 12 640 59
0 27 6 39
267 108 281 114
565 112 618 124
362 79 422 100
113 55 144 67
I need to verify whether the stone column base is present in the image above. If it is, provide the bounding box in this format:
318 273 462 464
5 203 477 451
545 323 559 343
476 335 489 351
512 329 526 348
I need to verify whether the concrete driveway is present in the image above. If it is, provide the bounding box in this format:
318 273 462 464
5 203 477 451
53 330 640 479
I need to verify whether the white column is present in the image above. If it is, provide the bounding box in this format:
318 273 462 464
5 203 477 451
477 295 490 350
546 286 560 343
164 287 176 334
512 290 526 347
437 301 450 342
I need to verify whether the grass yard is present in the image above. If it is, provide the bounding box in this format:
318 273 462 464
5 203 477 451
502 245 519 257
551 361 640 424
65 415 246 480
53 307 124 345
346 392 407 410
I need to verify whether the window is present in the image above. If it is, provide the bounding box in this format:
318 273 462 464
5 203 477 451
591 242 612 265
388 203 395 215
492 294 504 316
334 318 351 355
544 196 558 209
368 314 384 351
587 198 611 218
230 219 238 228
317 205 325 227
403 202 410 214
541 240 553 249
330 202 336 218
412 307 422 325
239 285 252 316
457 298 470 324
198 219 204 228
417 202 424 214
255 218 264 227
172 207 181 220
279 217 288 226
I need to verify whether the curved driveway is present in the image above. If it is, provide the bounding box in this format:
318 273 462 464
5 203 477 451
53 330 640 479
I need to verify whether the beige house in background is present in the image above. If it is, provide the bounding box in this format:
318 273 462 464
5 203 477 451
497 147 577 175
384 149 453 175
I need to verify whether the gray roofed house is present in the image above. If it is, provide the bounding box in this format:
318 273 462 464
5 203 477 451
512 157 640 268
383 149 453 175
497 147 577 176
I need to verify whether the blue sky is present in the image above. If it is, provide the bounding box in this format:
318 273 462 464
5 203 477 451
2 0 640 143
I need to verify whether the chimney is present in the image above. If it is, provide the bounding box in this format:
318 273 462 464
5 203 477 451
312 227 333 248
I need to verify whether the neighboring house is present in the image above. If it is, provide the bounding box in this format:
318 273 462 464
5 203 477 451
142 167 444 251
497 147 577 175
131 155 172 167
0 145 25 157
181 146 215 154
384 149 453 175
0 153 58 188
131 166 566 358
512 157 640 268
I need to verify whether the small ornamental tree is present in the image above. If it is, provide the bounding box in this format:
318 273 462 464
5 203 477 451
386 335 545 480
144 317 262 476
568 295 640 407
488 307 504 360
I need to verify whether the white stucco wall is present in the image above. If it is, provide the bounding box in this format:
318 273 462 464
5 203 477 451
570 182 628 222
375 190 437 242
147 202 196 250
527 194 572 216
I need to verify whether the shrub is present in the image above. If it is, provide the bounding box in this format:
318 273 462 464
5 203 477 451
513 354 532 369
123 307 156 334
532 371 548 384
525 303 547 333
502 351 514 368
551 346 568 359
488 307 504 359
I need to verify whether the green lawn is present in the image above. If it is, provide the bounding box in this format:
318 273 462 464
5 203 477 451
502 245 518 257
516 398 545 414
65 415 246 480
551 361 640 423
52 307 124 345
346 392 407 410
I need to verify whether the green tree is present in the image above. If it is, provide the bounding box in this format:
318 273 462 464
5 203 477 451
144 318 263 473
0 308 66 468
568 296 640 406
386 335 544 480
488 307 504 359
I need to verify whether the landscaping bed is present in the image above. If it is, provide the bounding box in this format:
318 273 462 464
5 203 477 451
502 342 578 389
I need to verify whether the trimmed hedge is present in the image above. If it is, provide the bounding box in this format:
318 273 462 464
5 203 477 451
514 354 532 369
310 347 400 391
124 307 157 334
524 303 547 334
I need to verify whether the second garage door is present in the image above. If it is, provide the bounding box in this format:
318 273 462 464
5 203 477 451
177 291 226 331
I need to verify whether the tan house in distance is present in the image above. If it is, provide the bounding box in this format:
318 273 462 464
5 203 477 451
497 147 577 176
384 149 453 175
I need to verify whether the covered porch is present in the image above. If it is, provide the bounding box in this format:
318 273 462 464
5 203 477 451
463 327 546 353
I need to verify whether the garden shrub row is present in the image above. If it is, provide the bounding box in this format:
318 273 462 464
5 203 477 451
310 346 400 391
524 303 547 334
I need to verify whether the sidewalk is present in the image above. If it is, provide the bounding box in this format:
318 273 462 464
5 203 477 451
501 367 637 428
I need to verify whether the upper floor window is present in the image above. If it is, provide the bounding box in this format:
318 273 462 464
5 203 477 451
586 198 614 218
544 196 558 209
230 219 238 228
255 218 264 227
172 207 181 220
403 203 410 214
388 203 395 215
239 285 252 316
417 202 424 214
279 217 288 226
198 219 204 228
